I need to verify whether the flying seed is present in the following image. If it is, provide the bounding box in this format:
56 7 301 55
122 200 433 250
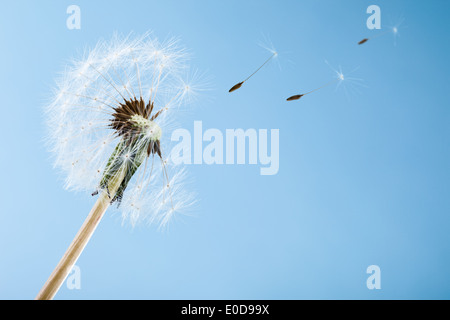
358 38 369 45
287 62 364 102
229 82 243 93
357 22 403 46
286 95 303 101
286 79 337 102
287 62 348 102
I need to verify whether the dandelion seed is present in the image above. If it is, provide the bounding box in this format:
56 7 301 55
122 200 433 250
286 75 339 102
286 94 303 101
358 38 369 45
38 33 200 300
286 78 336 101
229 49 278 93
358 17 404 45
229 81 244 93
287 61 364 102
357 30 390 45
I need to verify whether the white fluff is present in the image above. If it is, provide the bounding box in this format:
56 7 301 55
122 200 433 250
45 33 198 228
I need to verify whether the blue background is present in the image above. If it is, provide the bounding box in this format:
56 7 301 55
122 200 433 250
0 0 449 299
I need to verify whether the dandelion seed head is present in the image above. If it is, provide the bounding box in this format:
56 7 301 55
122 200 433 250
46 32 200 228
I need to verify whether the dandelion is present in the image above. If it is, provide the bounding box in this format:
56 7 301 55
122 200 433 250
358 17 404 45
286 61 364 102
228 41 278 93
37 33 198 300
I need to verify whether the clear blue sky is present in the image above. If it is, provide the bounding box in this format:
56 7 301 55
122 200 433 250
0 0 449 299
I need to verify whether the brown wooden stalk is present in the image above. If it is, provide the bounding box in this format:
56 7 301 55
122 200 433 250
35 169 126 300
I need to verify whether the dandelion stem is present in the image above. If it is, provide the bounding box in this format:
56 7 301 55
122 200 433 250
35 169 126 300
